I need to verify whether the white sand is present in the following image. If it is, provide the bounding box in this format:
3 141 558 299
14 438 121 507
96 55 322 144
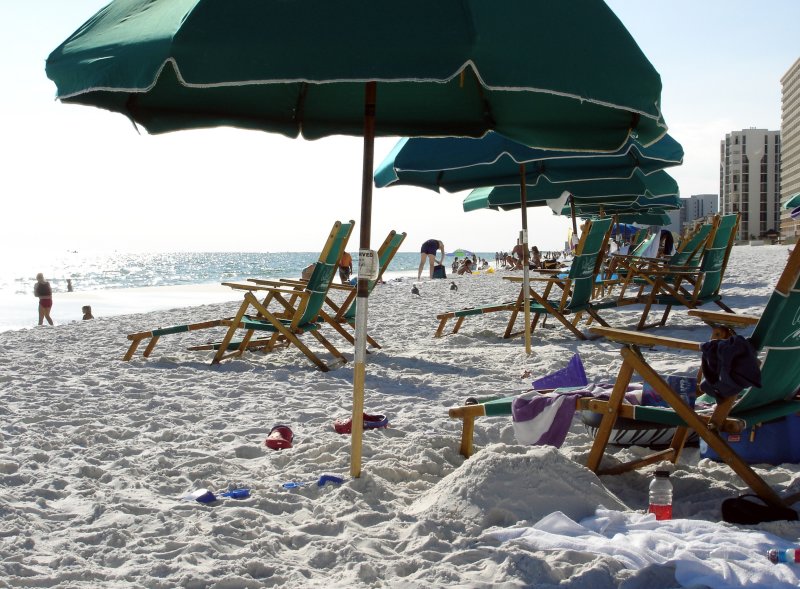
1 245 799 588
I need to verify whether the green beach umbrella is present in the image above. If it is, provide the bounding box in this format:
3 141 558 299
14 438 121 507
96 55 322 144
374 132 682 352
464 170 680 212
46 0 668 478
783 193 800 210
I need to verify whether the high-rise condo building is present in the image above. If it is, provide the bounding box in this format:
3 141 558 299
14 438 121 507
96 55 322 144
719 128 781 241
781 58 800 244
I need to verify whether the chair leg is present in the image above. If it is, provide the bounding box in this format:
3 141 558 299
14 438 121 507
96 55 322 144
435 316 451 337
142 336 160 358
714 299 734 313
123 337 144 361
452 316 466 334
659 305 672 327
586 360 636 472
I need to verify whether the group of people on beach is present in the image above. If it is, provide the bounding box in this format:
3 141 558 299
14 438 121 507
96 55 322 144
495 245 564 271
33 273 93 326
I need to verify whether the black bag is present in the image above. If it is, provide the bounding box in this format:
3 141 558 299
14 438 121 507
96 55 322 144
432 264 447 279
721 494 798 525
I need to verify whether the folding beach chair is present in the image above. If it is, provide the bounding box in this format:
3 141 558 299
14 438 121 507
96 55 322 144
123 220 355 371
434 218 614 339
502 217 616 340
634 213 739 330
609 218 714 302
583 243 800 507
261 229 406 349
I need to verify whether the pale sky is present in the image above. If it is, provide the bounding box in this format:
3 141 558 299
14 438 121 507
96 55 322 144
2 1 798 254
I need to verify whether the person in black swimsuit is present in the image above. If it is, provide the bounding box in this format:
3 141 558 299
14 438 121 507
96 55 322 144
418 239 444 280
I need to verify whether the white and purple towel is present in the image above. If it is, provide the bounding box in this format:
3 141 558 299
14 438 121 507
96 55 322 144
512 383 642 447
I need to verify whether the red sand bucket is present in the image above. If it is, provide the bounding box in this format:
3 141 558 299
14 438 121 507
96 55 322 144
265 425 294 450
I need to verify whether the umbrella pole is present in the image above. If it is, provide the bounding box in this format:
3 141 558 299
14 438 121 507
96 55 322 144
569 194 578 235
519 164 531 355
350 81 377 478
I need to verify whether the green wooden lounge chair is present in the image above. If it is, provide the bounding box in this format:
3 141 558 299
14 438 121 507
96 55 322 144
434 217 614 339
450 246 800 508
502 217 616 340
123 220 355 371
635 213 739 330
584 243 800 507
610 218 714 302
262 229 407 349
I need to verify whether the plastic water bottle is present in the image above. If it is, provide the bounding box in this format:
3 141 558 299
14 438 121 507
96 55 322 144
648 470 673 520
768 549 800 564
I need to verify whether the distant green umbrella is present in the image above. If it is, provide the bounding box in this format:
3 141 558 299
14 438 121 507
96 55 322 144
375 132 682 192
447 249 475 258
464 170 680 212
783 193 800 210
46 0 668 478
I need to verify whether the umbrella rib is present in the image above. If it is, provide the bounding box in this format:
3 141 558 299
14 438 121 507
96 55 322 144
465 65 496 129
294 82 309 130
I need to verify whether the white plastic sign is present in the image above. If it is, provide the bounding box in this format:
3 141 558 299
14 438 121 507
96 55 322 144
358 249 379 280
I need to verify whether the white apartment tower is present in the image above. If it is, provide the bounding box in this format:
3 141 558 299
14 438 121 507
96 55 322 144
781 58 800 244
719 128 781 241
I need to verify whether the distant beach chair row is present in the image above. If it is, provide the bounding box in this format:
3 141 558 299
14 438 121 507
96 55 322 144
123 221 406 371
433 213 739 342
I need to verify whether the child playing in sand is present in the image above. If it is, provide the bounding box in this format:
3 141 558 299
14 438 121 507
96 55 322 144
82 306 94 320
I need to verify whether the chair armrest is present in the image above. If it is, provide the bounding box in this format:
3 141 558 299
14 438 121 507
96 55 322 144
589 326 701 351
223 282 309 298
688 310 758 328
248 278 302 288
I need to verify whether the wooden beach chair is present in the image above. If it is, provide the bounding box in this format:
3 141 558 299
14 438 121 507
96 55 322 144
608 218 714 302
123 220 354 371
449 246 800 509
503 217 616 339
581 245 800 507
634 213 739 330
256 229 406 349
434 218 614 339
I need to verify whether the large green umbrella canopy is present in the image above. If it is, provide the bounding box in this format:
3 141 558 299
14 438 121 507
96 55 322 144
374 132 682 192
464 170 680 212
46 0 668 478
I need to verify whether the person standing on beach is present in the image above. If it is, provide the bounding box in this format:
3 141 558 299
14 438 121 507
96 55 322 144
418 239 444 280
34 273 54 326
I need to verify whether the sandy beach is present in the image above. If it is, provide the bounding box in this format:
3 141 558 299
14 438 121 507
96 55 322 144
1 244 799 588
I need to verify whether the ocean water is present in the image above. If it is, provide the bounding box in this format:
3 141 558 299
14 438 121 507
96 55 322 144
0 250 497 332
1 250 498 295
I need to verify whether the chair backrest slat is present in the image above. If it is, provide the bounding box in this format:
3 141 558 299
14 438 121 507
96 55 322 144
297 220 355 325
670 222 713 268
566 217 612 308
695 214 738 300
734 244 800 412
